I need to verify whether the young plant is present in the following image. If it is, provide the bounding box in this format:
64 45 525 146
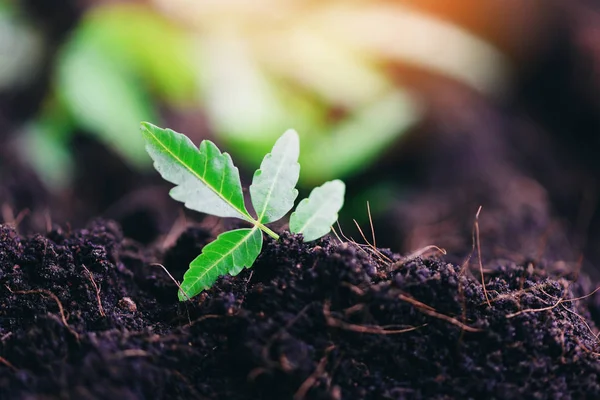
140 122 345 301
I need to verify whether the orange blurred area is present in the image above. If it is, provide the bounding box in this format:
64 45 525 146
406 0 554 61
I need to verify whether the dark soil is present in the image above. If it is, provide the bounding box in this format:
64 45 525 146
1 221 600 399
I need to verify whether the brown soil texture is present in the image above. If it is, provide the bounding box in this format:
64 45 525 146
1 221 600 399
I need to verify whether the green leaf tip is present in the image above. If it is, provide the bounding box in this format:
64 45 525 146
290 180 346 242
140 123 346 300
250 129 300 224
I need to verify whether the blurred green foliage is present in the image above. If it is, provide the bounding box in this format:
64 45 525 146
18 3 420 191
0 0 43 91
23 5 196 188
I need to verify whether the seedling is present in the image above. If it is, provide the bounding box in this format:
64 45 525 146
140 122 345 301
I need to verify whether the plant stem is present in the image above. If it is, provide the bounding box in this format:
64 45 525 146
257 223 279 240
244 215 279 241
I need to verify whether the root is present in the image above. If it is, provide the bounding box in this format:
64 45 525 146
237 270 254 308
82 264 105 317
339 282 365 296
150 263 191 325
350 202 447 268
335 222 389 267
474 206 491 307
505 296 565 319
293 345 335 400
560 285 600 304
504 284 600 320
347 211 446 270
0 355 17 372
562 305 599 341
246 367 269 381
367 201 376 249
576 338 600 357
260 304 313 368
342 303 365 315
324 302 425 335
109 349 151 359
335 221 350 244
5 286 79 341
248 305 311 381
150 263 191 302
393 245 447 269
330 225 344 244
481 281 557 306
457 206 490 328
398 293 482 333
13 209 30 228
184 314 224 328
335 222 365 252
1 205 30 230
353 218 392 264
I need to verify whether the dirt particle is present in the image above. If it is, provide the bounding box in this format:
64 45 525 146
118 297 137 313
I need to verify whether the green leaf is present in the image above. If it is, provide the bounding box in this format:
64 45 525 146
179 228 263 301
80 4 197 104
250 129 300 223
290 180 346 241
58 42 155 168
20 124 74 191
299 89 420 184
141 122 251 221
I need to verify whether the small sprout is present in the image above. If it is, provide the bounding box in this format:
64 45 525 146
141 122 345 300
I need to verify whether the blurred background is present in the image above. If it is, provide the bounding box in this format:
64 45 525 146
3 0 600 271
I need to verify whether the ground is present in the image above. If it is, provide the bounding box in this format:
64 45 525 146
1 221 600 399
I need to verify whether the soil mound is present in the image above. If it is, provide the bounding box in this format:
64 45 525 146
1 221 599 399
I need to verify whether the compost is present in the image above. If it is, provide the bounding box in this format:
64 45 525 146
1 220 600 399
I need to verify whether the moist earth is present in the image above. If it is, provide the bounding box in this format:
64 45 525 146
1 221 599 399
